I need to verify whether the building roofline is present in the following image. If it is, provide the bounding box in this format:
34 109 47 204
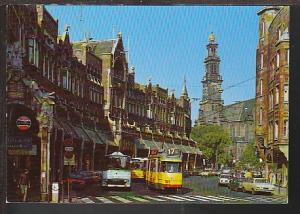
257 6 281 16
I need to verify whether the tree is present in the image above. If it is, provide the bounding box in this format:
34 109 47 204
239 142 262 169
191 124 233 169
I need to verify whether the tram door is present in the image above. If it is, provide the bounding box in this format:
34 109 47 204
149 158 158 184
158 161 163 184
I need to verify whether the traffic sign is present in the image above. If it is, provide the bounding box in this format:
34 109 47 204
63 138 74 159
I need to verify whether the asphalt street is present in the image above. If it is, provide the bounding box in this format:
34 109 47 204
69 176 288 204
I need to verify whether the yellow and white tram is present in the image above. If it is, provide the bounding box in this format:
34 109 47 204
130 157 148 180
145 150 182 191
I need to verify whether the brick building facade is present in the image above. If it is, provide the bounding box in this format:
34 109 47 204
255 6 289 187
6 5 201 201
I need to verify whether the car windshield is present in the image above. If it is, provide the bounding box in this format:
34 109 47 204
254 179 268 183
105 156 130 170
160 162 182 173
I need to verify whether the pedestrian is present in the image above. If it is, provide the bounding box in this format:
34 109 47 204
18 169 30 202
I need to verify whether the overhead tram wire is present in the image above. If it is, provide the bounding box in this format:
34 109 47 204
190 76 257 120
190 76 256 102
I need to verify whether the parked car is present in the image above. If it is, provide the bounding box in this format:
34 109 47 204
200 170 213 176
228 177 245 191
192 168 203 176
241 178 275 195
218 174 232 186
210 170 219 176
62 171 101 190
252 171 263 178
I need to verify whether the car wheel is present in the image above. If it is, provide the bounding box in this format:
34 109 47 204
251 189 256 195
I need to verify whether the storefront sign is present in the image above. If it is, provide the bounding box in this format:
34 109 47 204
7 136 32 149
149 150 158 156
16 116 31 131
8 145 37 156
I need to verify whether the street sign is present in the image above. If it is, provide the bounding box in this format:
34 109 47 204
16 116 31 131
63 138 74 159
64 155 75 166
149 150 158 156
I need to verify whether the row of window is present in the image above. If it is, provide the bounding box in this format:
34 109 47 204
259 80 288 104
127 103 185 128
268 119 289 141
127 103 145 116
28 38 103 104
90 87 103 104
260 49 289 70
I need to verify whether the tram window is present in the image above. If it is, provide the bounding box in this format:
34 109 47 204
131 162 143 170
160 162 182 173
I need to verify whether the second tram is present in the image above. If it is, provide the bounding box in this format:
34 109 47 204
130 157 148 180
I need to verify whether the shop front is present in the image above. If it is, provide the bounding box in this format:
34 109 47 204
7 104 40 201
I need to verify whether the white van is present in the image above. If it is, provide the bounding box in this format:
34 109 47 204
101 152 131 190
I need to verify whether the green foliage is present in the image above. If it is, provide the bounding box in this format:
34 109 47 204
239 142 262 169
191 124 233 166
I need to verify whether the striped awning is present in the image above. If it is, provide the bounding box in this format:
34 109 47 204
96 130 118 147
72 125 90 142
135 139 159 150
84 128 105 145
53 119 75 137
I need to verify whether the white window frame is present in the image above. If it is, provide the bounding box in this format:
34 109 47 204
286 49 289 65
283 120 289 138
275 86 280 104
276 51 280 68
260 53 264 69
260 79 263 95
259 107 263 125
284 85 289 103
274 120 279 140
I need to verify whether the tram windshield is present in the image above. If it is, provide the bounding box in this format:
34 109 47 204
131 161 145 170
160 161 182 173
104 156 130 170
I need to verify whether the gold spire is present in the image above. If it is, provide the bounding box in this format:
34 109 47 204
209 32 215 42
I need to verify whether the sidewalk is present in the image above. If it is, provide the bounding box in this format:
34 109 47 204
273 185 288 197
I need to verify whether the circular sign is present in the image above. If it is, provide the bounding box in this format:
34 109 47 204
16 116 31 131
63 138 74 159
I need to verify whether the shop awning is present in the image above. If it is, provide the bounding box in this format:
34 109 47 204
135 139 159 150
72 125 90 142
54 119 74 137
178 145 202 155
163 142 177 150
84 128 105 145
96 131 118 147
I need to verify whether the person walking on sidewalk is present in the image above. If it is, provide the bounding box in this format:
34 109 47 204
18 169 30 202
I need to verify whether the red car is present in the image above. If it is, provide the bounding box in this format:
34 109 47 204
62 171 101 190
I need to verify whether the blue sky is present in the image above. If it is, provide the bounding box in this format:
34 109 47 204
46 5 261 124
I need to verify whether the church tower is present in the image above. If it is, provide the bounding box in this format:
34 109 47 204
180 76 192 137
197 32 224 125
